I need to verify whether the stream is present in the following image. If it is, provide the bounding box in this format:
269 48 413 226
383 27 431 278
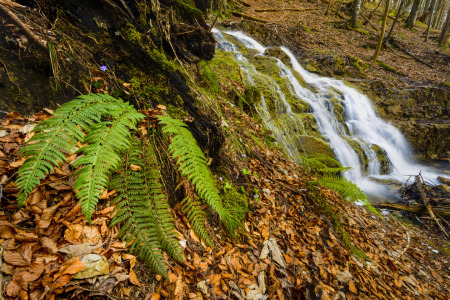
212 28 444 200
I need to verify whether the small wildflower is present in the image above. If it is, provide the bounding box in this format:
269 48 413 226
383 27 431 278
254 194 259 198
236 174 239 179
100 65 108 71
239 138 242 142
242 154 247 157
219 177 223 181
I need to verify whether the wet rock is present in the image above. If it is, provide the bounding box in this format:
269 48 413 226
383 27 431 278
294 136 334 157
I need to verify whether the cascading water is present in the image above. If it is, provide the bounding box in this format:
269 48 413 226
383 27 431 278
212 29 442 197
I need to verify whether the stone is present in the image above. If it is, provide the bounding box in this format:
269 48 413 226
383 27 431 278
72 254 109 279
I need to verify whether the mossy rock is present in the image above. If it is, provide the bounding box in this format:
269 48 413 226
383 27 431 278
294 135 335 157
345 138 369 174
371 144 392 175
264 47 291 66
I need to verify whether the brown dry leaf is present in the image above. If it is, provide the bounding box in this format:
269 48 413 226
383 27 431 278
81 226 102 244
348 281 358 294
3 244 33 266
150 294 161 300
122 253 136 268
64 224 83 243
54 257 85 279
27 188 44 206
129 268 141 286
10 157 26 168
59 243 102 258
6 112 21 119
39 237 58 254
6 280 20 297
130 164 141 171
12 210 31 224
15 230 39 242
0 220 16 238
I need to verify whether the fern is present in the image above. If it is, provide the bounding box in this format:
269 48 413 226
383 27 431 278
110 139 168 278
303 153 380 216
182 196 213 247
318 175 380 216
141 140 184 262
16 94 123 206
158 115 241 234
73 103 144 223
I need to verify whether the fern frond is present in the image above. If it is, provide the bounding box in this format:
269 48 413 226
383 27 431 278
73 103 144 222
158 115 240 234
317 175 380 216
110 139 168 278
181 196 213 247
142 141 184 263
16 94 123 206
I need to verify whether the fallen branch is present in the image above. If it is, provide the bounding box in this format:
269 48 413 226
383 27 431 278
361 14 378 31
236 0 251 7
372 203 450 217
254 8 319 12
390 40 434 68
231 11 268 23
416 174 448 238
0 3 47 49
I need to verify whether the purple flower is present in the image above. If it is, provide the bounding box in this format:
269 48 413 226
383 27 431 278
236 174 239 179
100 65 108 71
254 194 259 198
239 138 242 142
219 177 223 181
242 154 247 157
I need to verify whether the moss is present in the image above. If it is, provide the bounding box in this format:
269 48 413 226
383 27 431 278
221 185 248 224
345 139 369 174
376 60 404 76
174 0 204 22
199 60 219 93
295 135 335 157
209 50 242 82
371 144 392 174
121 23 142 46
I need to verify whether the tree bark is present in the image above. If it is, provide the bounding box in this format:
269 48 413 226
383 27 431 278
407 0 423 28
424 0 436 41
383 0 405 47
438 5 450 44
373 0 391 60
350 0 363 28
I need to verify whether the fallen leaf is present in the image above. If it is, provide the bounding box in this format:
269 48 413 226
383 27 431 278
64 224 83 243
6 280 20 297
129 268 141 286
59 243 102 258
130 164 141 171
348 281 358 294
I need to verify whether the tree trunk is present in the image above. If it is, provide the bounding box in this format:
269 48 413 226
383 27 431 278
383 0 405 46
425 0 437 40
438 5 450 44
350 0 363 28
373 0 391 60
407 0 423 28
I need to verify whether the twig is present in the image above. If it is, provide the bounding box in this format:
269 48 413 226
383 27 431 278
416 173 448 238
0 3 47 49
254 8 319 12
231 12 268 23
361 14 378 31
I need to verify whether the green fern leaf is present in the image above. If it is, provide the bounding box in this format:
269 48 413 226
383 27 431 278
158 115 240 234
181 196 213 247
318 175 380 216
16 94 123 206
73 103 144 222
110 139 168 278
141 140 184 263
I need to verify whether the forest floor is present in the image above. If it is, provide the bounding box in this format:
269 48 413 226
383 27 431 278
227 0 449 86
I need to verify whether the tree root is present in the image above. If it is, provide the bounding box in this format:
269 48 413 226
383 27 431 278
231 12 268 23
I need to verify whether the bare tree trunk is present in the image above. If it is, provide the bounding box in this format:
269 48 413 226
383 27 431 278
438 5 450 44
350 0 363 28
373 0 391 60
383 0 405 46
407 0 423 28
425 0 437 40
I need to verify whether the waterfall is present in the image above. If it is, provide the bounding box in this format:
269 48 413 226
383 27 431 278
212 29 441 195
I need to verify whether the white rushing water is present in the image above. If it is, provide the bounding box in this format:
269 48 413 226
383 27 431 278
212 29 442 195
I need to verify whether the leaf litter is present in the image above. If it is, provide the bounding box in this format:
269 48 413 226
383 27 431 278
0 108 449 299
